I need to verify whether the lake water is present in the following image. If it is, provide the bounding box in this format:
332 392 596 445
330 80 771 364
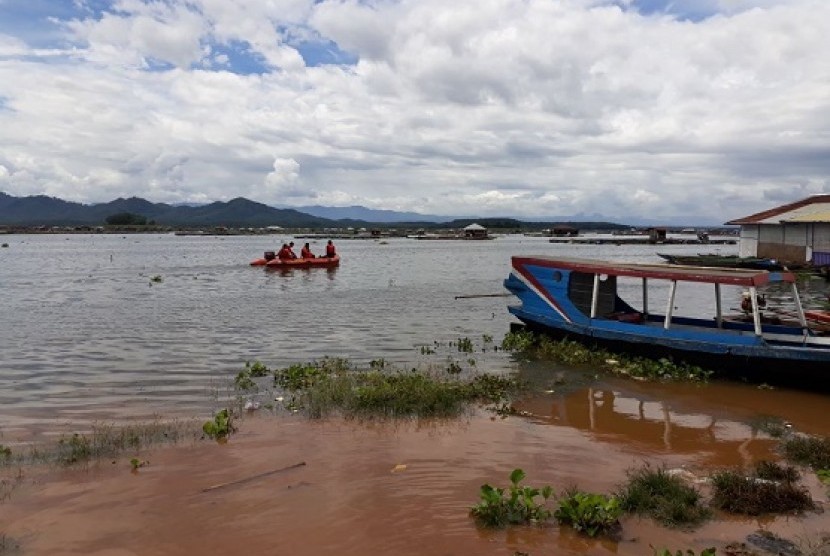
4 233 830 555
0 233 827 433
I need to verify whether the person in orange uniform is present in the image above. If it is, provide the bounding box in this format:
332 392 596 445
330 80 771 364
300 243 315 259
277 243 292 260
287 242 298 259
325 240 336 258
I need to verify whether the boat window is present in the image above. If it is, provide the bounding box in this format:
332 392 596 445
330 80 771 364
552 270 562 282
569 272 617 316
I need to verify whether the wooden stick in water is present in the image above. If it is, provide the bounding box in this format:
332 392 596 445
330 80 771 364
202 461 306 493
454 293 512 300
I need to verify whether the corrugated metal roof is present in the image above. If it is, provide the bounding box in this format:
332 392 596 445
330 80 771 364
726 194 830 225
785 209 830 223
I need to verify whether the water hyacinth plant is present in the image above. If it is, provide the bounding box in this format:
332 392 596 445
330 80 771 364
470 468 553 527
501 331 712 382
202 408 234 440
554 489 623 538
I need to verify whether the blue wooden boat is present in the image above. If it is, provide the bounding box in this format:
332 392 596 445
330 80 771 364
504 256 830 381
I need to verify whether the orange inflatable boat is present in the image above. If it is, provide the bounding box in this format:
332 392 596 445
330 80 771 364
264 255 340 269
250 251 276 266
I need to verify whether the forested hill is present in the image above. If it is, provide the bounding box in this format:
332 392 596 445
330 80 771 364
0 193 337 228
0 192 631 230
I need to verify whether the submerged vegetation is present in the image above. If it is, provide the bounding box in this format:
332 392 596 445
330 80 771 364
0 420 203 468
782 435 830 470
710 461 813 516
501 330 712 382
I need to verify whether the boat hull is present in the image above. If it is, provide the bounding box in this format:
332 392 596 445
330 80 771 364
509 316 830 385
505 256 830 387
265 255 340 269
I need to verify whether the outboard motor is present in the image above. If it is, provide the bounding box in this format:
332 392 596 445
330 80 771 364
264 251 276 261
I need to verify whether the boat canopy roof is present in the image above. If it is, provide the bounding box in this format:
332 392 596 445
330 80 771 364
512 256 796 287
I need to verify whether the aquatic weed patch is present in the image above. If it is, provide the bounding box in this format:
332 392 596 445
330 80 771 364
748 415 790 438
232 361 273 393
501 331 712 383
754 460 800 483
782 435 830 470
710 463 813 516
470 468 553 527
652 548 715 556
272 360 520 419
202 409 235 441
554 488 623 538
23 420 205 466
617 465 710 528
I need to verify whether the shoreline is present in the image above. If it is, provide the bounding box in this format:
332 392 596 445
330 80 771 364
1 409 828 556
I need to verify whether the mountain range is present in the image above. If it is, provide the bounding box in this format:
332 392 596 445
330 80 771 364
0 193 339 228
0 191 651 230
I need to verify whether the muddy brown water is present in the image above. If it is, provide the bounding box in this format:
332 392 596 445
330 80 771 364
2 370 830 556
2 235 830 553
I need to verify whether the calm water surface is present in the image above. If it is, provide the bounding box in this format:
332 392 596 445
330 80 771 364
3 234 830 555
0 233 828 431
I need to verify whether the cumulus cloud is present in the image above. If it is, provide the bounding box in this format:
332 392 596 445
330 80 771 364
0 0 828 222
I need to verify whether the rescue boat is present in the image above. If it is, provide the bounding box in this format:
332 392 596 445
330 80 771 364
264 255 340 269
250 251 276 266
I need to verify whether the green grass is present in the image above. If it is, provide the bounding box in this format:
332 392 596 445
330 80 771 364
616 465 710 528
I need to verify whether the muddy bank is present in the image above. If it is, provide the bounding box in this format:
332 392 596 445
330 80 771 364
1 395 829 555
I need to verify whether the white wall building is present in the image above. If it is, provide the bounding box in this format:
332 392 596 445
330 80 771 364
726 195 830 266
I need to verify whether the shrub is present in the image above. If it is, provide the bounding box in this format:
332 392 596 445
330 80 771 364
470 468 553 527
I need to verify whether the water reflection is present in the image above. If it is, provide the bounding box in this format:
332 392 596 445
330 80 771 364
511 367 830 468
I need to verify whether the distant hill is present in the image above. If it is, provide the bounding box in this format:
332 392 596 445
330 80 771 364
1 192 711 230
0 192 337 228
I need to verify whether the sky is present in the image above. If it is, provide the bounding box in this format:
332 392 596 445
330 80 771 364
0 0 828 223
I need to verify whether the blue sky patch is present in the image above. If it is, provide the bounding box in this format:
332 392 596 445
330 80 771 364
202 40 271 75
614 0 719 22
295 38 358 67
